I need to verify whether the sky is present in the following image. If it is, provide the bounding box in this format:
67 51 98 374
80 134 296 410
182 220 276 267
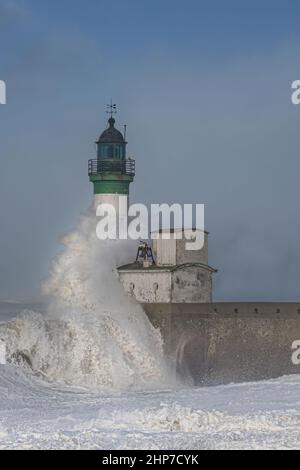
1 0 300 301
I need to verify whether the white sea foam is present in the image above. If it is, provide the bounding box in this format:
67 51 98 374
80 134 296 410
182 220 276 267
0 212 173 390
0 339 6 365
0 365 300 449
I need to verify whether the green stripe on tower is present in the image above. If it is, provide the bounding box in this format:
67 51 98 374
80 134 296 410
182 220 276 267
89 173 134 195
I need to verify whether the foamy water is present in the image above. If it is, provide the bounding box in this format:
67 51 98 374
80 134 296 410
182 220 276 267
1 214 299 449
0 213 173 390
0 363 300 449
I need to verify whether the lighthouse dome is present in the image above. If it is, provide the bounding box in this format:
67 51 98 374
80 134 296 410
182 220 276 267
98 117 125 143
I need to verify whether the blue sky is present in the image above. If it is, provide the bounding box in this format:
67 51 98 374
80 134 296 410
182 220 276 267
3 0 300 74
1 0 300 301
3 1 300 58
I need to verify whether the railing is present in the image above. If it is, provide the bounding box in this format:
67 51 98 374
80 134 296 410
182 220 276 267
88 158 135 177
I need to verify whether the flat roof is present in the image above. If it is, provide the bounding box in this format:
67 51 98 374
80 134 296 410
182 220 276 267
118 263 172 272
118 262 217 273
151 228 209 234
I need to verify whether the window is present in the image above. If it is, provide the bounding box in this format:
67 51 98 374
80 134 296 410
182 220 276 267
98 143 125 159
98 144 113 159
115 145 125 159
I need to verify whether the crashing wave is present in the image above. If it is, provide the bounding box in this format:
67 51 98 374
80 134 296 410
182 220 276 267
0 213 173 391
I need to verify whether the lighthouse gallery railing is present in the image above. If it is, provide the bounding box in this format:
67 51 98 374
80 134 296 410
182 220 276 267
88 159 135 177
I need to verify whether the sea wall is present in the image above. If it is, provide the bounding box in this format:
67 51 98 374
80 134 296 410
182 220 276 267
142 303 300 385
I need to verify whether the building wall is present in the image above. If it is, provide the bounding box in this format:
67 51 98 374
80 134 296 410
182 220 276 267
153 238 176 266
176 232 208 266
152 230 208 267
119 265 212 303
119 271 172 303
171 267 212 303
142 303 300 385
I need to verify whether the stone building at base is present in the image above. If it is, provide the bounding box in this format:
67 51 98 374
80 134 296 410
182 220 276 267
118 229 217 304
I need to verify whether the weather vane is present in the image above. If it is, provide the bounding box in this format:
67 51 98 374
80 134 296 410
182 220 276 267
106 99 117 118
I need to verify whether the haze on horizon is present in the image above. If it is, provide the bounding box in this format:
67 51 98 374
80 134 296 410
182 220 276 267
1 0 300 302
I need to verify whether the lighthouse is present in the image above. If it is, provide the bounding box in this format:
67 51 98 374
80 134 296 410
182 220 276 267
88 103 135 213
89 104 216 304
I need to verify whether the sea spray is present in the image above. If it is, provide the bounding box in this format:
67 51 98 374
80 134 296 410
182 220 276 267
0 212 174 390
